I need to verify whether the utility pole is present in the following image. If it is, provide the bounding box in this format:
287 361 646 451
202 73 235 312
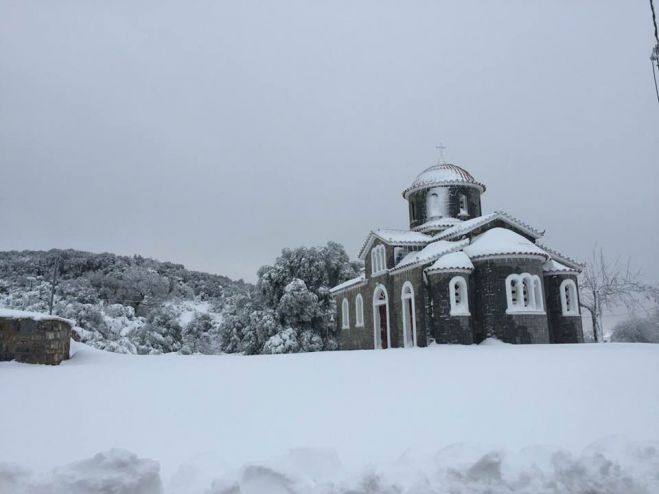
48 255 61 315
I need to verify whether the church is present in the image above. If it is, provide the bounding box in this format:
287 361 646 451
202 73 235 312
330 161 584 349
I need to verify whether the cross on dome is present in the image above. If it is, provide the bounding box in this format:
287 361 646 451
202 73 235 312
435 143 447 165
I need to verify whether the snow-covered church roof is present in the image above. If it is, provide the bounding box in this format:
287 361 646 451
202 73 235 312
329 274 367 294
358 229 431 259
543 259 580 275
433 211 544 241
426 251 474 273
463 228 550 261
402 163 486 199
390 239 469 273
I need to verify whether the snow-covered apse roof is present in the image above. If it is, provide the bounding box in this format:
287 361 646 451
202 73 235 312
402 163 486 198
426 251 474 273
463 228 549 261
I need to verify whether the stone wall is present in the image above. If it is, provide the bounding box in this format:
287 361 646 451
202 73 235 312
0 316 71 365
390 267 428 348
427 271 473 344
470 257 550 344
544 274 585 343
407 185 482 229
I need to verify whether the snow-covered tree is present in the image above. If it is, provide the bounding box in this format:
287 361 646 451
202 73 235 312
263 327 300 354
254 242 359 352
579 249 658 342
181 313 218 354
610 308 659 343
133 306 183 354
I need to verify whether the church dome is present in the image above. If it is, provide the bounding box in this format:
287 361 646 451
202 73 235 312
402 163 486 199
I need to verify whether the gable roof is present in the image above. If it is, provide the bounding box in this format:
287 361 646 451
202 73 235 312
433 211 544 242
358 229 432 259
537 243 585 271
329 274 368 294
390 239 469 273
463 228 549 261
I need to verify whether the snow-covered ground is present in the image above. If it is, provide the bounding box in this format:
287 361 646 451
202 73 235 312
1 342 658 493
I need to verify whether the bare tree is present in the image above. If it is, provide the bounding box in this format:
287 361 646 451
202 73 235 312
579 249 657 342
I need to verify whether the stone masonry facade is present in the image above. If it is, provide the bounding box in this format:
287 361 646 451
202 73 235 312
331 162 585 350
0 316 71 365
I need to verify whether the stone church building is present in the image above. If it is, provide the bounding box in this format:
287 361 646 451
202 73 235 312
330 162 584 349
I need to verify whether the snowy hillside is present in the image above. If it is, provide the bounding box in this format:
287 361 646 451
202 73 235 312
1 342 658 493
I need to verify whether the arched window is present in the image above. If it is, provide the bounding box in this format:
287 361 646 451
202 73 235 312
533 276 544 311
449 276 470 316
459 194 468 215
341 298 350 329
355 294 364 327
401 282 417 347
560 279 579 316
371 245 386 275
506 273 544 314
373 285 391 349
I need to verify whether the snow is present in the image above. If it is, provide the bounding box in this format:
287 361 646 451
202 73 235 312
358 229 431 259
543 259 579 274
329 274 366 294
402 163 486 198
0 308 73 325
426 251 474 272
434 211 544 241
393 239 469 271
413 216 463 233
2 341 658 493
372 229 431 244
464 227 549 260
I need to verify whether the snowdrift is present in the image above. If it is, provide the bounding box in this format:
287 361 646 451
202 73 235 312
1 342 658 493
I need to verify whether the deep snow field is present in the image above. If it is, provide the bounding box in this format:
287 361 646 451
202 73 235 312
1 342 659 494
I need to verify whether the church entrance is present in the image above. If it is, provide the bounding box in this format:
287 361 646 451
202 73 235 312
373 285 390 349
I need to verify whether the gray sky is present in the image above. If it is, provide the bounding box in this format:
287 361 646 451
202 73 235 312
1 1 658 284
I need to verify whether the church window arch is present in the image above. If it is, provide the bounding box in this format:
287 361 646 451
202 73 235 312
373 284 391 349
560 279 579 316
506 273 545 314
355 294 364 327
371 245 387 275
449 276 470 316
401 282 417 347
341 298 350 329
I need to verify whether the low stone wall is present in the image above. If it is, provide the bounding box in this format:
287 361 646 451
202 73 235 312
0 316 71 365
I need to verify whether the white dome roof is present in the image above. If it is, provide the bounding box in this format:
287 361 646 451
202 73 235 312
402 163 485 198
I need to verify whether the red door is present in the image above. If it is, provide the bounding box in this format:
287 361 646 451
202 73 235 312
379 305 388 349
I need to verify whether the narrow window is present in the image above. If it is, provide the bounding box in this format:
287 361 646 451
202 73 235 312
449 276 470 316
355 294 364 327
510 278 519 306
342 298 350 329
459 194 468 215
560 279 579 316
533 276 544 311
522 277 531 308
507 273 545 313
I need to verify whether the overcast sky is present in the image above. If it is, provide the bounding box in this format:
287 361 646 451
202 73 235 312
1 1 657 285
